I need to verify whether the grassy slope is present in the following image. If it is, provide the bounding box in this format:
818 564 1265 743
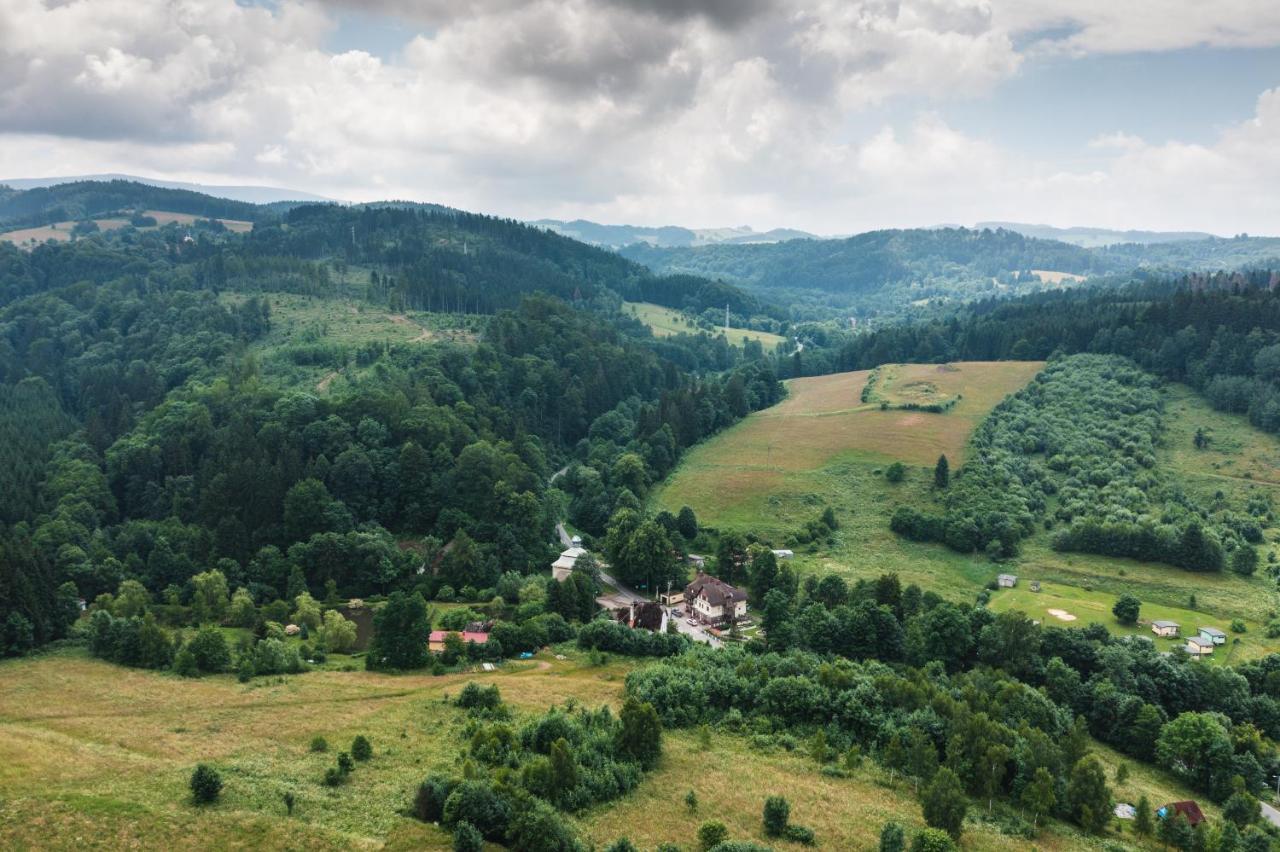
652 362 1045 600
219 291 479 392
624 301 787 349
655 364 1280 659
0 649 1205 851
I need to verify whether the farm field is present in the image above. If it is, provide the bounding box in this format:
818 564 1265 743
656 364 1280 651
0 209 253 246
624 301 787 349
1030 269 1086 284
0 649 1206 852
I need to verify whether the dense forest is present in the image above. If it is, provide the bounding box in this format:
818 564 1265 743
0 183 784 654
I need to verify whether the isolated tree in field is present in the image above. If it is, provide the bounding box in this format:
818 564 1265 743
1194 427 1209 449
676 505 699 540
1066 755 1112 834
1020 767 1056 829
283 790 296 816
617 697 662 768
1112 593 1141 625
921 767 966 841
879 821 906 852
367 591 431 670
762 795 790 836
351 735 372 761
1133 795 1153 836
885 461 907 483
933 455 950 489
190 764 223 805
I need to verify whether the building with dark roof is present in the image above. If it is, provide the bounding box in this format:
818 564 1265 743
684 573 748 627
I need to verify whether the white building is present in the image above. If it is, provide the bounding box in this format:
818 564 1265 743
551 546 587 582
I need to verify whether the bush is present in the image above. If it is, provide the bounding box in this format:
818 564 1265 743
763 795 790 836
783 824 816 845
698 821 729 851
885 462 907 483
337 752 353 775
310 736 328 752
323 767 343 787
456 682 504 712
351 735 372 761
414 774 457 823
190 764 223 805
910 828 957 852
1232 619 1247 633
452 821 484 852
442 781 512 841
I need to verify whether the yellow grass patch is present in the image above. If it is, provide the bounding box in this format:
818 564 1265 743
624 302 788 349
1031 270 1086 284
0 210 253 246
654 361 1042 531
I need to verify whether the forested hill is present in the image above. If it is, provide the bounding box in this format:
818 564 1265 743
620 227 1115 295
0 184 788 653
247 203 776 319
799 268 1280 435
0 180 267 228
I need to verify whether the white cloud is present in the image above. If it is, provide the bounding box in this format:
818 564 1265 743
0 0 1277 234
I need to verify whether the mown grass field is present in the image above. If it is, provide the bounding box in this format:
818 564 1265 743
655 363 1280 651
624 301 788 349
0 210 253 246
0 649 1209 851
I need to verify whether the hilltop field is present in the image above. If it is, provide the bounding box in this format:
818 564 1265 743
0 647 1212 852
0 210 253 246
654 361 1280 661
624 301 788 349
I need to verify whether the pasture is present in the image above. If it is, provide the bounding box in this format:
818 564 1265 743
655 364 1280 652
0 649 1206 851
1030 269 1086 284
624 301 788 349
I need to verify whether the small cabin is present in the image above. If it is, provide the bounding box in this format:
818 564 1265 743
1151 620 1180 638
997 574 1017 588
659 590 685 606
1198 626 1227 646
1158 801 1205 828
1185 636 1214 658
771 549 794 560
686 553 707 569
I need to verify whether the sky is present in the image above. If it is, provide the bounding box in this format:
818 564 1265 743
1 0 1279 235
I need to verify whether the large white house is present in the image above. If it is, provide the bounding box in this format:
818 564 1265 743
551 546 587 582
684 573 748 627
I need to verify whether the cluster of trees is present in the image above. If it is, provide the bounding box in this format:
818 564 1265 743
412 685 662 852
891 354 1257 570
629 568 1280 842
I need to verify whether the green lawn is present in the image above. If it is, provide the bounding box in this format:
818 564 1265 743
0 648 1205 851
624 301 788 349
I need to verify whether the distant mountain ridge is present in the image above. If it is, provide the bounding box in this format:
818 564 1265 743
975 221 1219 247
529 218 821 248
1 174 332 205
